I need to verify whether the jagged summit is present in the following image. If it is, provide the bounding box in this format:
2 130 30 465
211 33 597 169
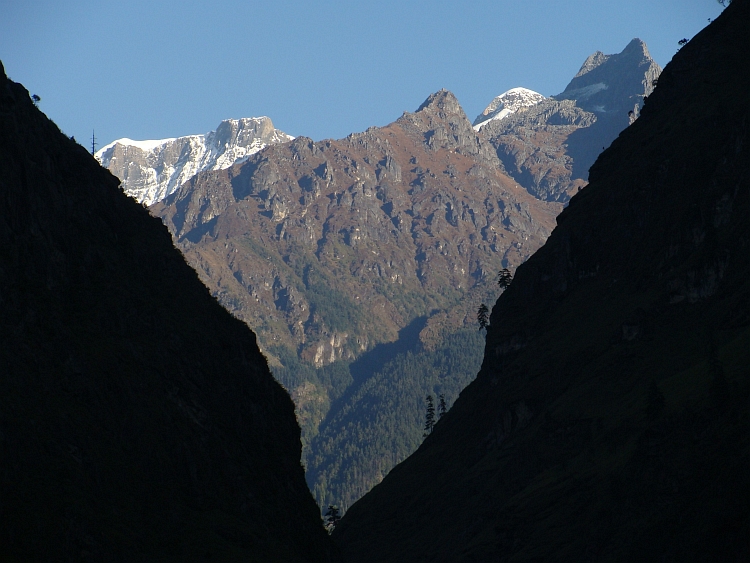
415 88 464 116
555 37 660 113
96 116 293 205
473 87 546 130
478 39 662 202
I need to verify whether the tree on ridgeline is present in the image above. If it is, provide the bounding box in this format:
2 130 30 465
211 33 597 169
477 303 489 331
438 393 447 419
498 268 513 291
423 395 436 438
324 505 341 534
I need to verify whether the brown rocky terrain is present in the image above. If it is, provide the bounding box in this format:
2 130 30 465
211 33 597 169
153 90 560 372
0 62 337 562
334 2 750 560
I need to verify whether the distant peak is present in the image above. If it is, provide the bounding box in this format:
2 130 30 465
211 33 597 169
574 51 610 78
556 38 661 110
574 38 653 80
473 87 545 129
96 117 293 205
416 89 462 114
622 37 651 58
95 137 177 157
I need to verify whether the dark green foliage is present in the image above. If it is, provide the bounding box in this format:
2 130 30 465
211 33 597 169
305 328 485 511
270 346 352 449
303 263 366 334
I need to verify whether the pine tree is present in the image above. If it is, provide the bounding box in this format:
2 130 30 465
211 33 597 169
477 303 489 330
423 395 435 438
498 268 513 290
324 504 341 533
438 393 447 419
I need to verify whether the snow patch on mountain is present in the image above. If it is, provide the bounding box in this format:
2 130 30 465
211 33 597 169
96 117 293 205
97 137 177 153
557 82 609 102
473 87 545 130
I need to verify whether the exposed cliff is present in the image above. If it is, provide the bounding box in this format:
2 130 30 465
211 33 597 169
335 3 749 561
0 63 337 562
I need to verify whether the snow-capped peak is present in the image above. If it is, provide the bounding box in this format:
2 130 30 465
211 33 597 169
96 117 293 206
96 137 177 156
473 87 545 130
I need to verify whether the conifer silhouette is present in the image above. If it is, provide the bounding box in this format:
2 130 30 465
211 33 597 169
423 395 436 437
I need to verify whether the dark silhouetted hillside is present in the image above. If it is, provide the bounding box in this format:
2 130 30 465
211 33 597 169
0 62 338 562
334 2 750 561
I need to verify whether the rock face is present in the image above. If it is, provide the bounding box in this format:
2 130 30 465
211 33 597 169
556 38 661 114
96 117 293 205
152 89 560 371
480 38 662 202
334 3 749 561
0 63 337 562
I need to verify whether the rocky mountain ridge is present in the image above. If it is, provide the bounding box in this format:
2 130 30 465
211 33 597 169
96 116 293 205
480 38 661 202
152 89 559 369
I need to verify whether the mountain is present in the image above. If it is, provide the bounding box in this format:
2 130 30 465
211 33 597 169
145 40 660 514
472 87 545 130
150 89 562 510
0 63 337 561
480 38 661 202
152 89 559 366
334 3 750 561
95 117 293 205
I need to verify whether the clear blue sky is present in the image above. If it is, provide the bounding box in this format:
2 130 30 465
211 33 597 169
1 0 723 147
